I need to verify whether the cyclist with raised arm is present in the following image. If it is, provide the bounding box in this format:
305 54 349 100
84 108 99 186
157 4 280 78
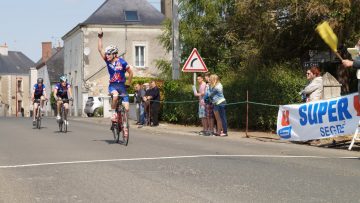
31 78 47 126
53 76 73 125
97 30 133 135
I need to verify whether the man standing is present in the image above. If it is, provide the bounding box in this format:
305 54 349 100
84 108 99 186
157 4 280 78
194 75 207 135
343 41 360 97
134 83 145 126
144 81 160 126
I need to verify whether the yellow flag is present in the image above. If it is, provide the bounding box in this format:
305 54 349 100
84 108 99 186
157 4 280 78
316 21 338 52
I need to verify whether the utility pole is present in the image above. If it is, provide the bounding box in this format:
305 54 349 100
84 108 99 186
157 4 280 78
172 0 180 80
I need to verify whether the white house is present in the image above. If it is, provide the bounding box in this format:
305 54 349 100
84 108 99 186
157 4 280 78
0 44 34 117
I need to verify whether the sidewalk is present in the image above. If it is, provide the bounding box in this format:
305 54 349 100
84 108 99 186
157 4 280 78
71 117 285 143
71 117 360 150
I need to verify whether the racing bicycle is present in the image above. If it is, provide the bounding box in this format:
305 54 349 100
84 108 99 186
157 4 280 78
110 94 129 146
58 98 72 133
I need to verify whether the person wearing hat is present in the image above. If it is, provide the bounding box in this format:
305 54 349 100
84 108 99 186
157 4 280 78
343 40 360 99
134 83 146 126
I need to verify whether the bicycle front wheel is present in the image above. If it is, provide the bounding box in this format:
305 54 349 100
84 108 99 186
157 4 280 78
37 117 41 129
36 108 41 129
59 120 63 132
112 122 120 143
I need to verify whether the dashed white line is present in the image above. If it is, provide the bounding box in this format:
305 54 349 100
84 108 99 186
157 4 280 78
0 154 358 169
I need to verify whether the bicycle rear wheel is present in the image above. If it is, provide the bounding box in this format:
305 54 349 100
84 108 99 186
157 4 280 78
121 111 129 146
112 122 120 143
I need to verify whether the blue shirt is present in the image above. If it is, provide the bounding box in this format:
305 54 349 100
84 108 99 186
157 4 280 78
105 58 129 83
33 84 45 96
55 83 71 97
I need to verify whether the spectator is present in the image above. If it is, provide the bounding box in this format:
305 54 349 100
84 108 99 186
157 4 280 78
299 68 313 102
209 74 227 137
134 83 145 126
300 66 323 102
194 75 207 135
144 81 160 127
204 72 215 135
143 83 151 125
343 39 360 99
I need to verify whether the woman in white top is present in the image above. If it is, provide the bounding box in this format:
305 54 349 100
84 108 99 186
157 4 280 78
301 66 323 102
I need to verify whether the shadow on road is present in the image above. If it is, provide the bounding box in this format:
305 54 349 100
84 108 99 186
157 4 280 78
92 139 120 145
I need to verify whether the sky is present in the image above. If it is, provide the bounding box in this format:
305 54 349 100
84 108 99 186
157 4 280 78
0 0 161 62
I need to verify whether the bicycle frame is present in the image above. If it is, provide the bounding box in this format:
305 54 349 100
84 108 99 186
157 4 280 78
33 99 42 129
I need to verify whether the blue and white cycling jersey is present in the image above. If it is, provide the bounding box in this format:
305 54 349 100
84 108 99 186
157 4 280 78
105 58 130 83
33 84 45 97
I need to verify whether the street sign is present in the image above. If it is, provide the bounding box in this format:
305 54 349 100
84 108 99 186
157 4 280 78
182 48 208 72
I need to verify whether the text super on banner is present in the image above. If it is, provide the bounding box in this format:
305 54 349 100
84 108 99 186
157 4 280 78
277 93 360 141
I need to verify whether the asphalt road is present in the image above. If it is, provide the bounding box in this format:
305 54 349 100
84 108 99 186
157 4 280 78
0 117 360 202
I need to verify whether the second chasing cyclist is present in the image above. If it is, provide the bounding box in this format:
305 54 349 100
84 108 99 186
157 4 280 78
53 76 73 125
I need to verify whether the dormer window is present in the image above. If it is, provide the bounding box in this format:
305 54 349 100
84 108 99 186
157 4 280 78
124 10 139 21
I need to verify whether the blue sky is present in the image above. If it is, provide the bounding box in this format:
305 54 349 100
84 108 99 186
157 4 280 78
0 0 161 62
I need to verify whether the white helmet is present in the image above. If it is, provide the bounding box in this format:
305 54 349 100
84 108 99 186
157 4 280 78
105 45 118 55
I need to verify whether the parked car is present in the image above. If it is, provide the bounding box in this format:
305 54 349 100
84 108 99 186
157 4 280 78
84 97 103 117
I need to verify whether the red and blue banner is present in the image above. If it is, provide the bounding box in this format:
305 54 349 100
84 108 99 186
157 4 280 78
277 93 360 141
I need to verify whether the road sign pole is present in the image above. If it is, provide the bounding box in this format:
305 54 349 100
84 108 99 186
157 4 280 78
193 73 196 86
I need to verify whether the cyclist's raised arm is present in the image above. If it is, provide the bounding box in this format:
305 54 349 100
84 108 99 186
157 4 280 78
98 29 105 60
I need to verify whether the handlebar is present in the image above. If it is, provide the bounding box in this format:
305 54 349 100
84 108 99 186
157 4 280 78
57 98 73 102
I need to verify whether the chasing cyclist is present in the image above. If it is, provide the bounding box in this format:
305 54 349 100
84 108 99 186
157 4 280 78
97 30 133 133
53 76 73 125
31 78 47 126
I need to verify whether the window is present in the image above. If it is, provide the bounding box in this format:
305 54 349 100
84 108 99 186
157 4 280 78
124 10 139 21
135 46 145 67
17 80 22 92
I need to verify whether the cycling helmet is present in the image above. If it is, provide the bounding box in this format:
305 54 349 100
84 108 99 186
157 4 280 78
60 76 67 82
105 45 118 55
37 78 44 84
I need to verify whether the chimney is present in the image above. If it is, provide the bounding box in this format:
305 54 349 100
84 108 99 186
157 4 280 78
0 43 8 56
161 0 172 19
42 42 52 63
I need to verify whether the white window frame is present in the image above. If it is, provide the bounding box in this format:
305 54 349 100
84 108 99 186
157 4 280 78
133 42 147 68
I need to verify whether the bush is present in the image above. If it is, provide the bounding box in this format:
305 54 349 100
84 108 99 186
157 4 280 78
158 61 305 131
94 107 103 117
224 61 305 131
161 80 198 125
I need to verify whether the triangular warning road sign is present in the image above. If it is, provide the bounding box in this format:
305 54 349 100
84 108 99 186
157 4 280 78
182 48 208 72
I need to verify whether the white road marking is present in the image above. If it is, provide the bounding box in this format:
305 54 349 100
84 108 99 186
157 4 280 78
0 154 358 169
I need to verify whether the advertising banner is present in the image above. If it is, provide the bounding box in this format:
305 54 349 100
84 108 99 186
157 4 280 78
277 93 360 141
